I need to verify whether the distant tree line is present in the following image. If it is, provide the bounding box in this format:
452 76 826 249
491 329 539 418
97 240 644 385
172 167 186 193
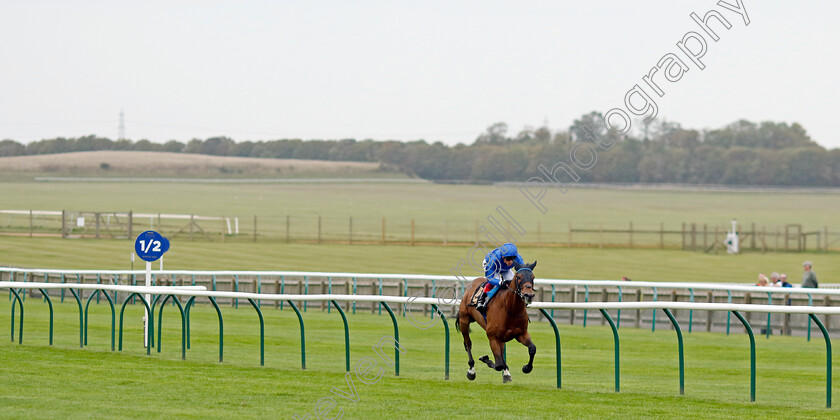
2 113 838 186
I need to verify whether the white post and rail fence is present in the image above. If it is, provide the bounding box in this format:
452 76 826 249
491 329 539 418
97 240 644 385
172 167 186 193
2 275 838 408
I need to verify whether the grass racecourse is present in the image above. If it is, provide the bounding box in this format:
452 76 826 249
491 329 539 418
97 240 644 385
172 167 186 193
3 159 840 418
1 301 839 419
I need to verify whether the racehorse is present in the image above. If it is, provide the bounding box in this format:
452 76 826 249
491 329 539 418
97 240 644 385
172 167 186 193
457 261 537 383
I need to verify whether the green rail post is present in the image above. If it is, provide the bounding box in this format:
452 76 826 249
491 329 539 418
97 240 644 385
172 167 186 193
327 277 332 314
380 302 400 376
550 285 555 318
808 314 832 408
60 274 65 303
807 294 813 341
69 289 83 348
662 308 685 395
38 289 54 345
617 286 622 329
726 291 732 335
402 278 408 318
303 276 309 312
279 275 285 310
331 300 350 372
84 290 115 351
538 308 561 388
9 288 23 344
765 292 772 339
96 274 101 304
379 278 383 316
651 288 658 332
599 309 620 392
156 295 186 360
233 275 239 309
731 310 756 402
688 289 694 333
118 293 153 355
112 273 118 306
287 300 306 369
583 285 589 327
209 297 224 362
257 275 263 307
248 298 265 366
352 278 357 314
185 297 195 349
431 304 450 380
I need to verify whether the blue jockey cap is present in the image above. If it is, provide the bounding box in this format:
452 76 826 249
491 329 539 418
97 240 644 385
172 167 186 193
500 243 518 258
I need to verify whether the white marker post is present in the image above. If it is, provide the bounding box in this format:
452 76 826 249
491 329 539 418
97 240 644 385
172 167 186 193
144 260 151 348
134 230 170 349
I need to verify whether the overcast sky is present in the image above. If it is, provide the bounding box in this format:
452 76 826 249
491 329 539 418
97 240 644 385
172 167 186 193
2 1 838 148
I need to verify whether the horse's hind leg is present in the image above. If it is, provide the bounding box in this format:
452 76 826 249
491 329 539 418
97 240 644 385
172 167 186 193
517 332 537 374
459 315 476 380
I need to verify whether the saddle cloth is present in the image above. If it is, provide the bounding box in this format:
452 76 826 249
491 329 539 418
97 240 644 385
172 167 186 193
468 280 489 306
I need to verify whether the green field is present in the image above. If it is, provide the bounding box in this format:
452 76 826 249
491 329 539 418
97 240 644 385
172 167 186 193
3 170 840 417
1 300 837 418
3 181 840 229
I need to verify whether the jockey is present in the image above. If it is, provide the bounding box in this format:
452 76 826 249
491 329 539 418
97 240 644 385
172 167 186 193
476 243 524 314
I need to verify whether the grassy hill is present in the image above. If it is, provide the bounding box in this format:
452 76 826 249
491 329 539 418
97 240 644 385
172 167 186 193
0 150 407 179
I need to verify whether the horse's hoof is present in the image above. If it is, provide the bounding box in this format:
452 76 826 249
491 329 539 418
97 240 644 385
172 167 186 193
479 355 490 364
467 371 476 381
522 364 533 374
503 375 512 383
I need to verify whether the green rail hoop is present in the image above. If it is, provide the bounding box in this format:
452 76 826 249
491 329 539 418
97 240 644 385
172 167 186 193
380 302 400 376
118 293 153 355
808 313 832 408
9 288 23 344
538 308 561 388
84 290 115 351
248 298 264 366
69 289 83 348
287 300 305 369
156 295 186 360
430 304 450 380
599 309 619 392
39 289 54 345
661 308 685 395
331 300 350 372
731 310 756 402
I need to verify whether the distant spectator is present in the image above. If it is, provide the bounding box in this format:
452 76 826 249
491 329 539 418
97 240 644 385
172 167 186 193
780 273 792 288
756 273 769 286
801 261 818 288
770 272 782 287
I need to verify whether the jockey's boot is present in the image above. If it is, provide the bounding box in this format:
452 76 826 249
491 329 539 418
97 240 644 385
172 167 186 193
476 292 488 314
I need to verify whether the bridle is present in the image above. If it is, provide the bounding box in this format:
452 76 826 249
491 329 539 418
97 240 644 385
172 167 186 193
511 268 535 304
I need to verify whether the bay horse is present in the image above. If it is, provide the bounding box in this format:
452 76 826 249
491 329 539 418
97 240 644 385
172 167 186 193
457 261 537 383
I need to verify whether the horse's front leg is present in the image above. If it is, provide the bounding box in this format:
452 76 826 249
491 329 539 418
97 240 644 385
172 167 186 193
517 331 536 374
479 337 511 383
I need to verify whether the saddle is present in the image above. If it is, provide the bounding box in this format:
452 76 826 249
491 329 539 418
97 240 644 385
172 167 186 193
468 281 488 306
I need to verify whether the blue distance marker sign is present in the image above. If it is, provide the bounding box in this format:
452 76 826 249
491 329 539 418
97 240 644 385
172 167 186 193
134 230 170 262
